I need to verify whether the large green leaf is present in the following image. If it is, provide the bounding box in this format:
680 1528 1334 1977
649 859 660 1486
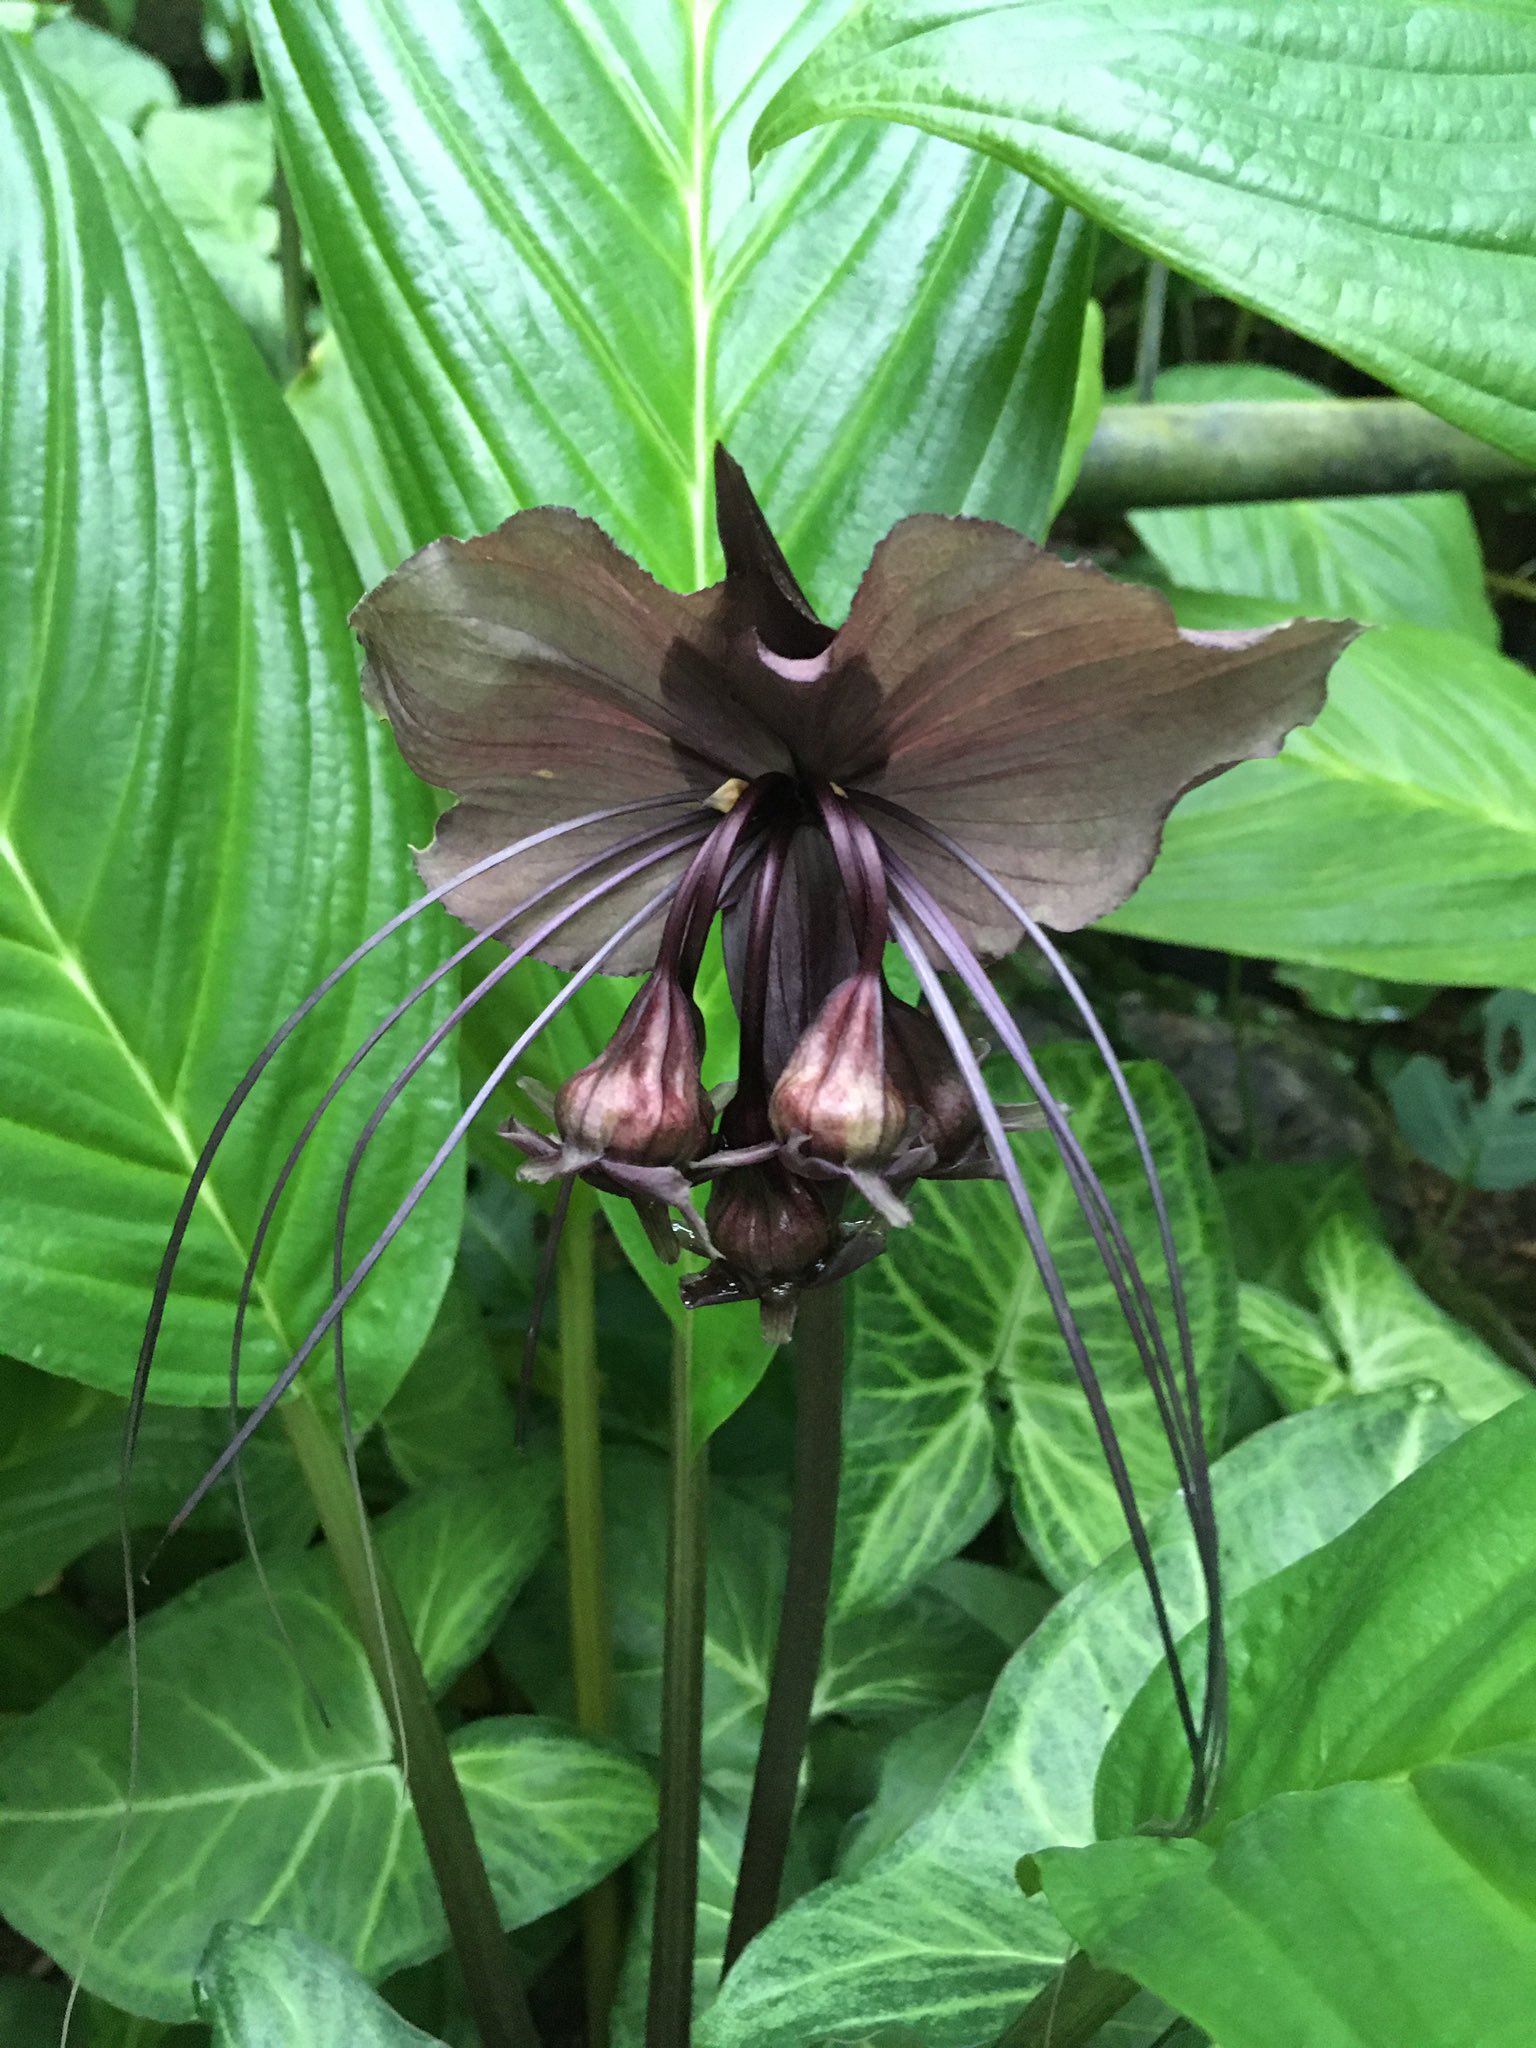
0 39 458 1412
702 1389 1462 2048
244 0 1089 609
0 1480 644 2018
1105 623 1536 989
1040 1399 1536 2048
837 1044 1234 1608
1127 364 1497 645
756 0 1536 462
199 1923 445 2048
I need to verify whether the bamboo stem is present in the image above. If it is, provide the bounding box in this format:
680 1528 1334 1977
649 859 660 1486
721 1284 845 1973
280 1393 538 2048
1065 399 1534 515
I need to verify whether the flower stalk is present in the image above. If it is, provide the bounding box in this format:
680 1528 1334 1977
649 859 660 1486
280 1390 539 2048
722 1281 846 1972
645 1318 709 2048
557 1181 622 2045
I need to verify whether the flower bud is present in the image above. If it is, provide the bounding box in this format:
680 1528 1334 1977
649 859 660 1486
769 974 908 1167
883 997 980 1169
706 1163 837 1285
554 972 712 1167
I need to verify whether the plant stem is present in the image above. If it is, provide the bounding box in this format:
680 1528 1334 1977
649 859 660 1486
274 170 307 384
721 1283 845 1974
992 1951 1139 2047
280 1391 538 2048
558 1182 621 2047
645 1319 709 2048
1066 398 1535 515
1227 953 1260 1164
1134 261 1169 402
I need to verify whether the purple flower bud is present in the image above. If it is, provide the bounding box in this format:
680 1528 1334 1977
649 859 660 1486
769 973 908 1168
706 1162 837 1286
555 971 712 1167
883 995 981 1170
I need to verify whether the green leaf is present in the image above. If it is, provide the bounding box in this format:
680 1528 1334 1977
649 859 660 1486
835 1693 988 1879
1106 624 1536 989
1041 1399 1536 2048
0 1980 70 2048
1305 1212 1522 1423
1127 364 1497 645
0 38 459 1415
199 1923 444 2047
31 15 173 130
1048 294 1104 520
703 1389 1462 2048
244 0 1088 609
376 1464 559 1695
0 1595 105 1716
0 1408 309 1615
1389 990 1536 1189
285 328 416 599
1237 1285 1347 1411
0 1485 649 2018
139 104 284 371
505 1449 998 1783
755 1 1536 462
378 1279 521 1489
837 1044 1234 1607
600 1196 774 1451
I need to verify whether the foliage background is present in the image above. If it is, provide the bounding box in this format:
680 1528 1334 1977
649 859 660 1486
2 3 1535 2046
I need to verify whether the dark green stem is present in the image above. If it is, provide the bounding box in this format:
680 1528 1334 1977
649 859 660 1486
1066 398 1535 515
1227 954 1260 1165
645 1319 709 2048
721 1283 845 1974
992 1951 1139 2048
557 1184 621 2046
280 1392 538 2048
1134 261 1169 402
274 170 307 384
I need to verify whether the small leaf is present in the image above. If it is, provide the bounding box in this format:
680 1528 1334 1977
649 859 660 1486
1305 1212 1522 1423
378 1464 559 1696
198 1923 445 2047
31 15 173 129
1390 990 1536 1189
139 104 284 370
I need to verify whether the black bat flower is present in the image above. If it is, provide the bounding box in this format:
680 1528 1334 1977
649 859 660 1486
139 448 1357 1823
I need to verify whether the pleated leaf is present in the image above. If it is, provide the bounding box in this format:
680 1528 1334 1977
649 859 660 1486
0 39 459 1412
757 0 1536 462
243 0 1090 610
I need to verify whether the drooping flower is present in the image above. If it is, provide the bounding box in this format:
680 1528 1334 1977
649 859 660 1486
139 445 1358 1822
